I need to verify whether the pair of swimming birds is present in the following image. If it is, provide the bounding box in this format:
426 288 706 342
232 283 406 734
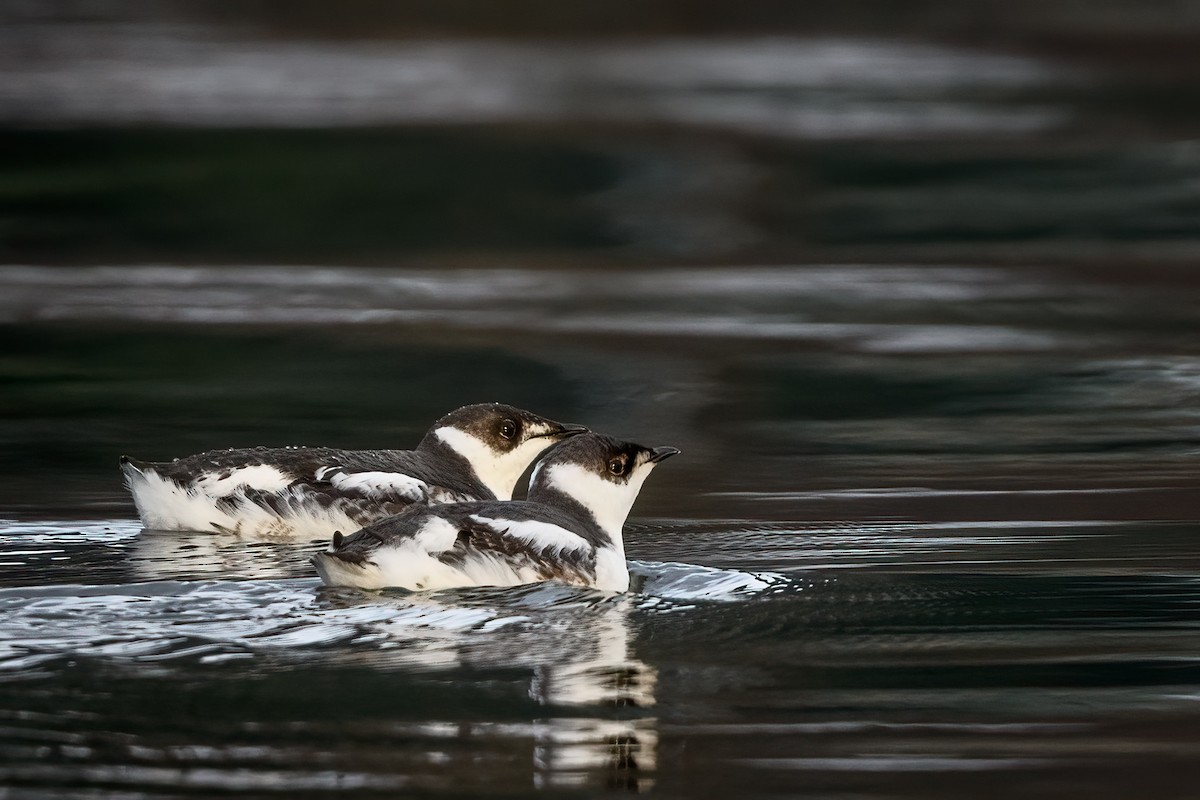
121 403 679 593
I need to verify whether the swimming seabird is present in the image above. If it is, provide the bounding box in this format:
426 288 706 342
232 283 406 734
120 403 587 537
312 432 679 592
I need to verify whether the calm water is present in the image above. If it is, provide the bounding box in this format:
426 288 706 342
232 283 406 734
4 4 1200 794
2 263 1199 798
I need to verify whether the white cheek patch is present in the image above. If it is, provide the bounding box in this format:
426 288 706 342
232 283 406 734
434 426 556 500
328 470 429 503
542 463 644 540
192 464 291 495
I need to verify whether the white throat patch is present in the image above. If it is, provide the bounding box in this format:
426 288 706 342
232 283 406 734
433 426 552 501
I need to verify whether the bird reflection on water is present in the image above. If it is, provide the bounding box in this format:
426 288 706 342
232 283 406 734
528 596 658 792
323 586 661 792
130 527 319 581
128 524 665 791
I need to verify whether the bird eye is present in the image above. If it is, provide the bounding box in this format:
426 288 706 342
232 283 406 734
499 419 517 440
608 458 625 476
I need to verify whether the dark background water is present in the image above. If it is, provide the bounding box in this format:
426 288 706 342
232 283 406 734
2 2 1200 798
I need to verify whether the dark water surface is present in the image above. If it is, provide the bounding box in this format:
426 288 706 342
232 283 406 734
4 4 1200 795
2 263 1199 798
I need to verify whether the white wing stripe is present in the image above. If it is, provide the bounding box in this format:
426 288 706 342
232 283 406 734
192 464 291 495
468 514 590 555
329 470 429 502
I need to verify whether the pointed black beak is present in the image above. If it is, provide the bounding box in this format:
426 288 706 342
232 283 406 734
537 422 589 439
648 446 681 463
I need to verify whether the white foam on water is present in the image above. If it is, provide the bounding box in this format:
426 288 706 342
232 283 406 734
0 519 142 546
0 579 508 671
0 575 653 703
630 559 792 603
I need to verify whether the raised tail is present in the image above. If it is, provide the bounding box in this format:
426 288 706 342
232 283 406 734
120 455 153 528
119 455 150 476
312 529 382 588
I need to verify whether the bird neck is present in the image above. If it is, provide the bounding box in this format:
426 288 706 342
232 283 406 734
413 429 487 494
423 426 522 500
527 464 632 555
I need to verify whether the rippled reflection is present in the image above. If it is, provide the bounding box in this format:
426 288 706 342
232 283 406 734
2 513 1200 797
318 587 664 790
130 528 319 582
2 24 1064 135
527 596 657 791
0 523 802 793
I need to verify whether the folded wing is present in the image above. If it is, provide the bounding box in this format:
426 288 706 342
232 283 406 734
437 512 597 586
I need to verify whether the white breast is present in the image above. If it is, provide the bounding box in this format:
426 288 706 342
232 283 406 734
593 547 630 592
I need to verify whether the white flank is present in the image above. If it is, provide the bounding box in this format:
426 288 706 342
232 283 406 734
313 551 385 588
319 516 549 591
433 425 556 500
191 464 291 495
126 469 364 537
468 515 590 556
316 516 457 590
329 470 429 502
373 547 549 591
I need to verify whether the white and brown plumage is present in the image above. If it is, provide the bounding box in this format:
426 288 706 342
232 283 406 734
312 432 680 592
120 403 587 537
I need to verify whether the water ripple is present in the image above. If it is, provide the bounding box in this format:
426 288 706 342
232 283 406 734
0 264 1125 355
0 26 1070 134
0 557 785 677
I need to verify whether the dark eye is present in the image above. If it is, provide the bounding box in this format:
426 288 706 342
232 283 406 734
608 458 625 476
499 419 517 440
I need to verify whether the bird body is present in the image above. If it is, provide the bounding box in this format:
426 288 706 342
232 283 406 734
120 404 586 537
313 433 679 592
